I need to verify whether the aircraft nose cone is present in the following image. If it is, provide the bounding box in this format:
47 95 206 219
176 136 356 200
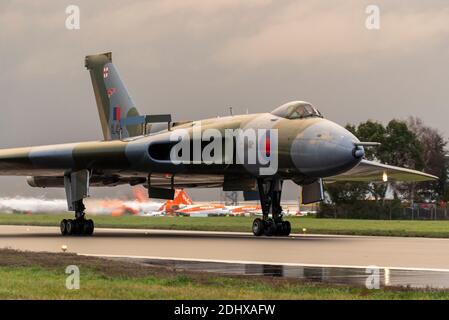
353 147 365 159
291 120 362 177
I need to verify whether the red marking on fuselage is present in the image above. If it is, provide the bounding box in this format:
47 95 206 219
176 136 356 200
107 88 117 98
115 106 121 121
265 132 271 157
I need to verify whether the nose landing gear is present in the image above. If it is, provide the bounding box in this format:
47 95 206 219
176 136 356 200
252 218 291 236
60 199 94 236
253 178 291 237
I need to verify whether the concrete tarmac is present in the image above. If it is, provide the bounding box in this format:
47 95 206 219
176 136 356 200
1 225 449 270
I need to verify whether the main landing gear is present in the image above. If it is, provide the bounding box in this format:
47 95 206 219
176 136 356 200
252 178 291 237
60 199 94 236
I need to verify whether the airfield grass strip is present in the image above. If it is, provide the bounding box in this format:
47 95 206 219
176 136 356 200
1 214 449 238
0 249 447 300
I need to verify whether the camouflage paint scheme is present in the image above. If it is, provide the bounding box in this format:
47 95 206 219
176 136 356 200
0 53 436 194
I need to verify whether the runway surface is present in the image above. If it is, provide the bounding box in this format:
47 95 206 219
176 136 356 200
1 225 449 270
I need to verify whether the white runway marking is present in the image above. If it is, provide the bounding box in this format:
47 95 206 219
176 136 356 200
80 253 449 273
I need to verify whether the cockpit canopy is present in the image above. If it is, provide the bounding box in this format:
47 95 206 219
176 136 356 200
271 101 322 119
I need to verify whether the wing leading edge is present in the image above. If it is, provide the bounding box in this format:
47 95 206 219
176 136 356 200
326 159 438 182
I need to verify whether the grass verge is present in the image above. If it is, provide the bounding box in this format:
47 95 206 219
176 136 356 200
1 213 449 238
0 249 447 299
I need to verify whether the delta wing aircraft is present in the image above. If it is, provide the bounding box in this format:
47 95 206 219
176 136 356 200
0 52 437 236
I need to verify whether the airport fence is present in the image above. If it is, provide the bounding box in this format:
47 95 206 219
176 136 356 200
318 200 449 220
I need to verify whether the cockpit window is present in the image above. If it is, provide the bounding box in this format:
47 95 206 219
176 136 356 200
271 101 322 119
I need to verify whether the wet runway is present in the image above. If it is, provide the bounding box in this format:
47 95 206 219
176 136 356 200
2 225 449 288
132 258 449 289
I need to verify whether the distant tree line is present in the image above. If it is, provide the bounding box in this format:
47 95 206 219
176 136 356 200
319 117 449 219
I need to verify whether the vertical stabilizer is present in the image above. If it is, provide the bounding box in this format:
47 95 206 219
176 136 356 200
173 189 194 206
85 52 141 140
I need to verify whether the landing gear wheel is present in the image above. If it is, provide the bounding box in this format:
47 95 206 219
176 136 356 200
65 219 75 235
74 220 82 235
252 218 265 236
60 199 94 236
83 219 94 236
281 221 291 236
60 219 68 236
254 178 286 237
60 218 95 236
264 219 276 236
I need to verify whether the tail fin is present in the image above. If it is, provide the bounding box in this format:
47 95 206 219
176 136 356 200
173 189 193 205
85 52 141 140
163 189 193 213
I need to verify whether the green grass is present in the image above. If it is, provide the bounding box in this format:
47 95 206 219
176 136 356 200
0 249 448 299
2 213 449 238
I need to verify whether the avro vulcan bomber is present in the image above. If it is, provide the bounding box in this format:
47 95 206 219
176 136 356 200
0 53 436 237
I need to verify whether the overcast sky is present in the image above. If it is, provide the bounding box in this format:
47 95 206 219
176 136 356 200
0 0 448 200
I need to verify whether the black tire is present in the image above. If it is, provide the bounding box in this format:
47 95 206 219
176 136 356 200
81 221 88 235
74 220 83 235
84 219 94 236
66 219 75 235
275 222 284 236
60 219 68 236
252 218 265 236
88 219 95 235
264 219 275 236
282 221 291 236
